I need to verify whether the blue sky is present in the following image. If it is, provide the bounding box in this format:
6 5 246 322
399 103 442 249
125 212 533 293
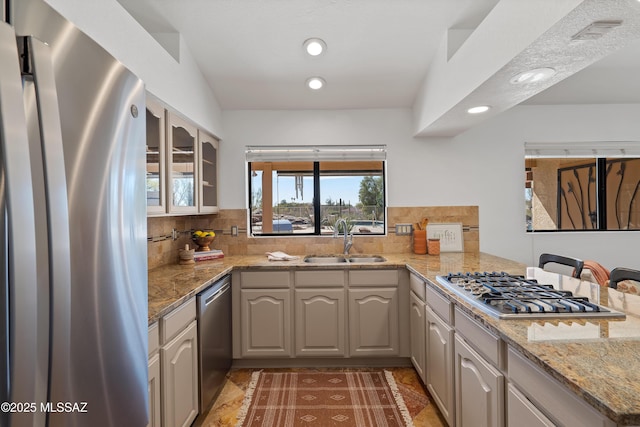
272 175 361 206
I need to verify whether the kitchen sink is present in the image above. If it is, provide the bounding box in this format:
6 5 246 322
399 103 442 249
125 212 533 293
303 255 386 264
304 255 348 263
347 255 387 263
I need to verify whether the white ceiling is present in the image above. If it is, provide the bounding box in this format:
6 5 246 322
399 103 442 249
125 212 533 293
118 0 640 134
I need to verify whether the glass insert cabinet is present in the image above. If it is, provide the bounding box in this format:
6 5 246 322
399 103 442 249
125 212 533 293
146 100 165 215
146 98 219 215
198 131 218 214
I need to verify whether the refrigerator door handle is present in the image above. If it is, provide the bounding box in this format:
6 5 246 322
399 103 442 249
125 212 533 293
0 21 40 426
22 35 73 412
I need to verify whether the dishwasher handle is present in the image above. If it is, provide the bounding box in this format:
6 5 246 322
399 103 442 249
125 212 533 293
204 282 230 306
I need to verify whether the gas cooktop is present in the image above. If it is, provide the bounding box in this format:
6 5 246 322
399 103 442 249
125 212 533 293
436 271 626 320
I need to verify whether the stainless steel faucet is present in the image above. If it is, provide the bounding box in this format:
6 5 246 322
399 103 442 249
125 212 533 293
333 218 353 255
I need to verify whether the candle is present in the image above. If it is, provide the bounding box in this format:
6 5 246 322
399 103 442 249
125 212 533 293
427 238 440 255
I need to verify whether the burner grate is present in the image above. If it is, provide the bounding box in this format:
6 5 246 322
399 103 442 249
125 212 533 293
436 271 625 319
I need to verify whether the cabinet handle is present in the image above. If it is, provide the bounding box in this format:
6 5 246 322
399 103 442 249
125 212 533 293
205 283 230 306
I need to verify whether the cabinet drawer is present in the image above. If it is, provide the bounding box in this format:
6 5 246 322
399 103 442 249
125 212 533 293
507 383 555 427
148 322 160 356
349 269 398 287
409 273 426 301
508 348 614 427
295 270 345 287
454 307 502 368
161 297 196 344
241 271 290 288
426 284 451 323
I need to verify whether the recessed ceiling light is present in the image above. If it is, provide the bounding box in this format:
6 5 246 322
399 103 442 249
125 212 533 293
467 105 490 114
510 67 556 84
306 77 325 90
303 38 326 56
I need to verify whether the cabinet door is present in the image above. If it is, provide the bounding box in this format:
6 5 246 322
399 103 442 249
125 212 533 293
409 291 426 380
426 306 454 426
167 112 198 214
161 321 199 427
146 100 166 215
295 289 345 356
348 288 399 356
454 334 504 427
507 383 555 427
197 130 219 213
241 289 292 357
147 353 161 427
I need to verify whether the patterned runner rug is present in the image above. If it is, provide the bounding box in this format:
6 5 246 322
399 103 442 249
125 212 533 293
235 370 414 427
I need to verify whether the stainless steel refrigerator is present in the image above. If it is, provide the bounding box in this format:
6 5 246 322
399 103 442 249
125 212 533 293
0 0 148 426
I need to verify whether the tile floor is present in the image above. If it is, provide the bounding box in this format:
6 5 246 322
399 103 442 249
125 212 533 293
193 367 447 427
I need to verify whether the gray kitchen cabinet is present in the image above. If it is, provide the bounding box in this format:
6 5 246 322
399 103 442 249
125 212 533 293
160 298 199 427
348 287 399 356
240 289 292 357
409 290 426 379
147 323 161 427
197 129 219 213
425 305 454 427
409 273 426 381
146 98 221 217
294 269 346 357
295 288 346 356
453 307 505 427
161 321 199 427
507 383 555 427
507 347 615 427
147 354 161 427
147 301 200 427
454 334 504 427
347 269 401 357
145 99 166 216
235 268 406 360
167 112 198 214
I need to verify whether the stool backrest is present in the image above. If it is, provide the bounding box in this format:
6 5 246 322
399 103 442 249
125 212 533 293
609 267 640 290
538 253 584 278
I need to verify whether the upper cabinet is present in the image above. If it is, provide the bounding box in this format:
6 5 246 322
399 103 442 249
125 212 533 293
198 130 219 214
168 112 198 214
146 100 166 215
146 98 220 216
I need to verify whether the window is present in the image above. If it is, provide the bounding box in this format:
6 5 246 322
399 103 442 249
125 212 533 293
247 146 386 236
525 142 640 231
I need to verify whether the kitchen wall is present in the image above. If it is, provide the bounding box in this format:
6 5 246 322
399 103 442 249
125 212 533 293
220 106 640 270
147 206 479 269
41 0 640 270
43 0 223 138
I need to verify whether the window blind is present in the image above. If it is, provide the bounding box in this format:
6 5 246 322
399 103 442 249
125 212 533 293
525 141 640 158
245 145 387 162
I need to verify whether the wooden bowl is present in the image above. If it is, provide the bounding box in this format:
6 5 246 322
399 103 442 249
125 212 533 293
192 235 215 252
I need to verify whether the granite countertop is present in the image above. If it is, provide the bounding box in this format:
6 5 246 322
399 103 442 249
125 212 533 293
148 251 640 425
148 252 526 323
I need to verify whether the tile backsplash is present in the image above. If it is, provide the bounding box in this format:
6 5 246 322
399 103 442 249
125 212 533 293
147 206 479 270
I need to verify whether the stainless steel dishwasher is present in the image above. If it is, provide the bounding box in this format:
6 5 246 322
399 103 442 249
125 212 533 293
197 275 232 414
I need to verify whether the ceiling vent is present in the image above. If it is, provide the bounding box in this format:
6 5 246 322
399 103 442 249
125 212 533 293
571 20 623 41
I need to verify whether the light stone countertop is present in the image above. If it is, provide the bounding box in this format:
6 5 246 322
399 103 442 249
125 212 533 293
148 251 640 425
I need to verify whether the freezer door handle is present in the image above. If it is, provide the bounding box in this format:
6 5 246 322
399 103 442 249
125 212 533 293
22 35 73 412
0 21 40 426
